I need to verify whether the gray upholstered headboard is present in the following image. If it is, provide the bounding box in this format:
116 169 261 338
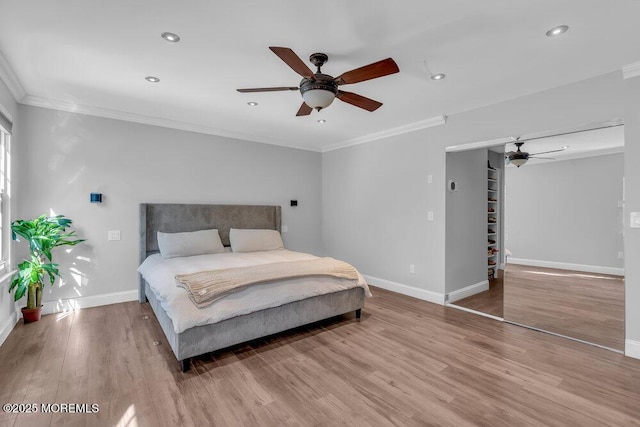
138 203 281 302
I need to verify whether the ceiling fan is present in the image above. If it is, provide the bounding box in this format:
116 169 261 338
506 139 566 167
237 47 399 116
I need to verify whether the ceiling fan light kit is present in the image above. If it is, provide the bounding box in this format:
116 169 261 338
300 54 339 110
506 140 566 167
237 47 399 116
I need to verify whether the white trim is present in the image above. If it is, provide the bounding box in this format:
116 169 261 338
19 96 323 153
446 280 489 303
39 289 138 316
446 136 512 152
0 310 18 348
322 115 447 153
626 340 640 359
508 258 624 276
506 320 624 354
20 95 447 154
623 61 640 80
363 274 445 305
0 49 25 101
445 303 504 322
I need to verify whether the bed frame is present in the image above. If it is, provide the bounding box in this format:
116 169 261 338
139 203 365 372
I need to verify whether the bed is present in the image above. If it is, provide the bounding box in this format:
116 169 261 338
138 203 368 372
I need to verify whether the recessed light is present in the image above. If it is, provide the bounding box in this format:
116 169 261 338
562 145 570 149
546 25 569 37
317 119 326 123
161 32 180 42
431 73 446 80
145 76 160 83
247 101 258 106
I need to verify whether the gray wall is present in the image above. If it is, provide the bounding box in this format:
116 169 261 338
505 153 624 270
0 77 17 344
624 75 640 356
322 72 625 303
445 149 487 293
13 105 323 305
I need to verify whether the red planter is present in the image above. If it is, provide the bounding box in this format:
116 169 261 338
21 306 42 323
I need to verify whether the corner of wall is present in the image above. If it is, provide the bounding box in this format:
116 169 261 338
626 340 640 360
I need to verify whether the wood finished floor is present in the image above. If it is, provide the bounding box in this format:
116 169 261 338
503 264 625 351
1 285 640 426
452 271 504 318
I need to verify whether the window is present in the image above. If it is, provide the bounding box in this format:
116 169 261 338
0 124 10 274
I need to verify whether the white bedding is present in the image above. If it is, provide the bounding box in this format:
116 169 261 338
137 249 371 334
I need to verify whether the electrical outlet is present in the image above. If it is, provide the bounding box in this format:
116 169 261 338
618 251 624 259
427 174 433 184
409 264 415 274
282 225 288 233
427 211 434 221
108 230 121 241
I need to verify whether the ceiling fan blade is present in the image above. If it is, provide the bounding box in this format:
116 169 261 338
334 58 399 85
529 156 556 160
530 149 565 156
337 90 383 112
269 47 314 78
236 86 298 93
296 102 312 116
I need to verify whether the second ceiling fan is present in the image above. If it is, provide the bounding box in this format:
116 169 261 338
237 47 399 116
506 139 566 167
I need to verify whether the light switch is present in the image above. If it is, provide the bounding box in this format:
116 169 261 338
427 174 433 184
108 230 121 241
282 225 288 233
427 211 434 221
631 212 640 229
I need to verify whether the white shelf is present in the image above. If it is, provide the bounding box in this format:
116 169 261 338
487 166 500 279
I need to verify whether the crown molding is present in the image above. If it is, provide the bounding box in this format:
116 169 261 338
446 136 511 152
0 49 25 101
623 61 640 80
20 95 448 154
20 95 322 152
322 115 447 153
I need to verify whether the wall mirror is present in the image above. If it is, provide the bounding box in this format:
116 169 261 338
503 123 625 351
445 121 625 352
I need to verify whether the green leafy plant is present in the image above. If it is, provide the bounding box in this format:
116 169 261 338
9 215 85 309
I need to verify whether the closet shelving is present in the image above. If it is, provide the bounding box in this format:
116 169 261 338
488 166 500 279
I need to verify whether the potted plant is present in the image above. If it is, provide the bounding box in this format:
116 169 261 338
9 214 85 323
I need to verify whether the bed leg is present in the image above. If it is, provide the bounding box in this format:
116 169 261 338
355 309 361 319
180 358 191 373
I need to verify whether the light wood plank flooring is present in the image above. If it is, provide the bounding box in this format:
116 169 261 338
452 271 504 318
503 264 625 351
1 285 639 426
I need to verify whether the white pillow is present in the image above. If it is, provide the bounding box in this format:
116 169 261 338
157 229 225 259
230 228 284 253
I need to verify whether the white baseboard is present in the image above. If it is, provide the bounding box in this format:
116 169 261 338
363 274 445 305
446 280 489 303
508 258 624 276
40 290 139 316
0 310 18 348
626 340 640 360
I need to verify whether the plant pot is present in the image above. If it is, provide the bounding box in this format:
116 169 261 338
21 306 42 323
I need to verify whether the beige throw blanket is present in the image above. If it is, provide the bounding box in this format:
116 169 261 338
175 257 359 308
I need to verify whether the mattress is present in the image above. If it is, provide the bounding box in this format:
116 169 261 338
137 249 371 334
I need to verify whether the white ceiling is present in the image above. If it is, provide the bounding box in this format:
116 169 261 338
0 0 639 152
